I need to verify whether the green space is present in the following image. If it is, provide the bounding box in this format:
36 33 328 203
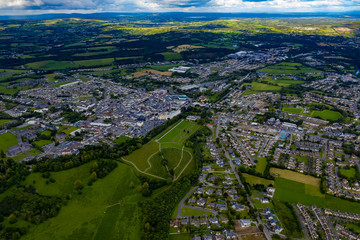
28 149 41 155
0 132 18 152
344 223 360 235
26 58 116 70
243 173 274 186
160 52 183 61
73 46 118 57
0 119 10 126
180 207 211 216
123 120 200 180
150 64 182 71
311 110 342 121
258 62 321 75
273 200 303 238
60 126 79 135
19 162 145 240
339 168 356 178
282 107 303 114
242 90 259 96
33 140 53 148
53 81 73 87
274 177 360 214
244 82 281 92
169 234 192 240
114 136 131 144
255 157 267 174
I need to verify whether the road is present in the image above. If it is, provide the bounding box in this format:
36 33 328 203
231 131 255 165
176 186 218 218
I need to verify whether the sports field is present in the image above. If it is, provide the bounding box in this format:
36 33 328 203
122 119 201 181
270 168 320 186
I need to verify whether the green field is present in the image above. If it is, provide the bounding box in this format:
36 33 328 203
0 119 10 126
258 62 321 75
28 149 41 155
114 136 131 144
26 58 116 70
243 173 274 186
33 140 53 148
160 52 183 60
255 157 267 174
339 168 356 178
169 234 192 240
311 110 342 121
122 120 200 180
21 162 144 240
180 207 211 216
282 107 303 114
60 126 79 135
0 132 18 152
274 177 360 214
150 64 182 71
244 82 281 91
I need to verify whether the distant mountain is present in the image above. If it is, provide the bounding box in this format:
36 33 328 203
1 12 360 21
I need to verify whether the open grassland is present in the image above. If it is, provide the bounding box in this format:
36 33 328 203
122 120 199 180
255 157 267 174
244 82 281 91
21 162 144 240
270 168 320 186
258 62 321 75
0 132 18 152
339 168 356 178
243 173 274 186
311 110 342 121
274 177 360 214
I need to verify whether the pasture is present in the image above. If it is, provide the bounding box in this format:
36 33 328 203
274 177 360 214
270 168 320 186
122 120 201 180
0 132 18 152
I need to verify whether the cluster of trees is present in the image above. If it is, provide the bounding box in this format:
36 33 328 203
61 107 87 123
91 159 117 179
0 159 29 194
0 186 62 225
141 178 192 240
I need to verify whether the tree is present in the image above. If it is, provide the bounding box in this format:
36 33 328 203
92 161 99 170
142 182 151 196
90 172 97 182
74 179 84 190
0 150 5 158
129 181 135 189
8 213 17 224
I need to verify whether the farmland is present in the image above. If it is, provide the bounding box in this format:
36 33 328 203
274 177 360 214
122 119 201 180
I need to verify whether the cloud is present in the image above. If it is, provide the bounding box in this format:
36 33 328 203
0 0 359 12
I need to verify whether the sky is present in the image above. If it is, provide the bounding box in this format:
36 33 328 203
0 0 359 15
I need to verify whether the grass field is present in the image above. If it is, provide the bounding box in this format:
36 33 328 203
122 120 201 180
339 168 356 178
133 69 172 78
26 58 116 70
243 173 274 186
114 136 131 144
311 110 342 121
160 52 183 60
180 207 211 216
59 126 79 135
255 157 267 174
150 64 182 71
282 107 303 114
0 132 18 152
169 234 192 240
270 168 320 186
21 162 144 240
33 140 53 148
242 90 259 96
0 119 10 126
274 177 360 214
258 62 321 75
244 82 281 91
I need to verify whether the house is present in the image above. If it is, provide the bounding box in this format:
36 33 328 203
264 207 271 214
220 217 229 224
216 203 227 211
231 201 245 211
204 234 214 240
197 198 207 207
193 236 202 240
274 225 283 233
260 197 269 204
226 232 237 240
181 218 189 226
240 219 252 227
209 217 219 225
206 188 214 195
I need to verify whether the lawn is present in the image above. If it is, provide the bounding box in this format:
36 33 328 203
243 173 274 186
255 157 267 174
157 120 201 145
180 207 211 216
0 132 18 152
0 119 10 126
339 168 356 178
274 177 360 214
114 136 131 144
33 140 53 148
242 90 259 96
169 234 192 240
21 162 144 240
311 110 342 121
270 168 320 186
282 107 303 114
60 126 79 135
28 149 41 155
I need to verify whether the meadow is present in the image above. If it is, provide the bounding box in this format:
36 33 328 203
122 120 201 180
21 162 145 240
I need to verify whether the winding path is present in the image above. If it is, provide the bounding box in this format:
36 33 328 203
121 157 166 180
174 149 193 181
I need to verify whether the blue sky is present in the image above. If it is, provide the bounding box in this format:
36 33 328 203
0 0 359 15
